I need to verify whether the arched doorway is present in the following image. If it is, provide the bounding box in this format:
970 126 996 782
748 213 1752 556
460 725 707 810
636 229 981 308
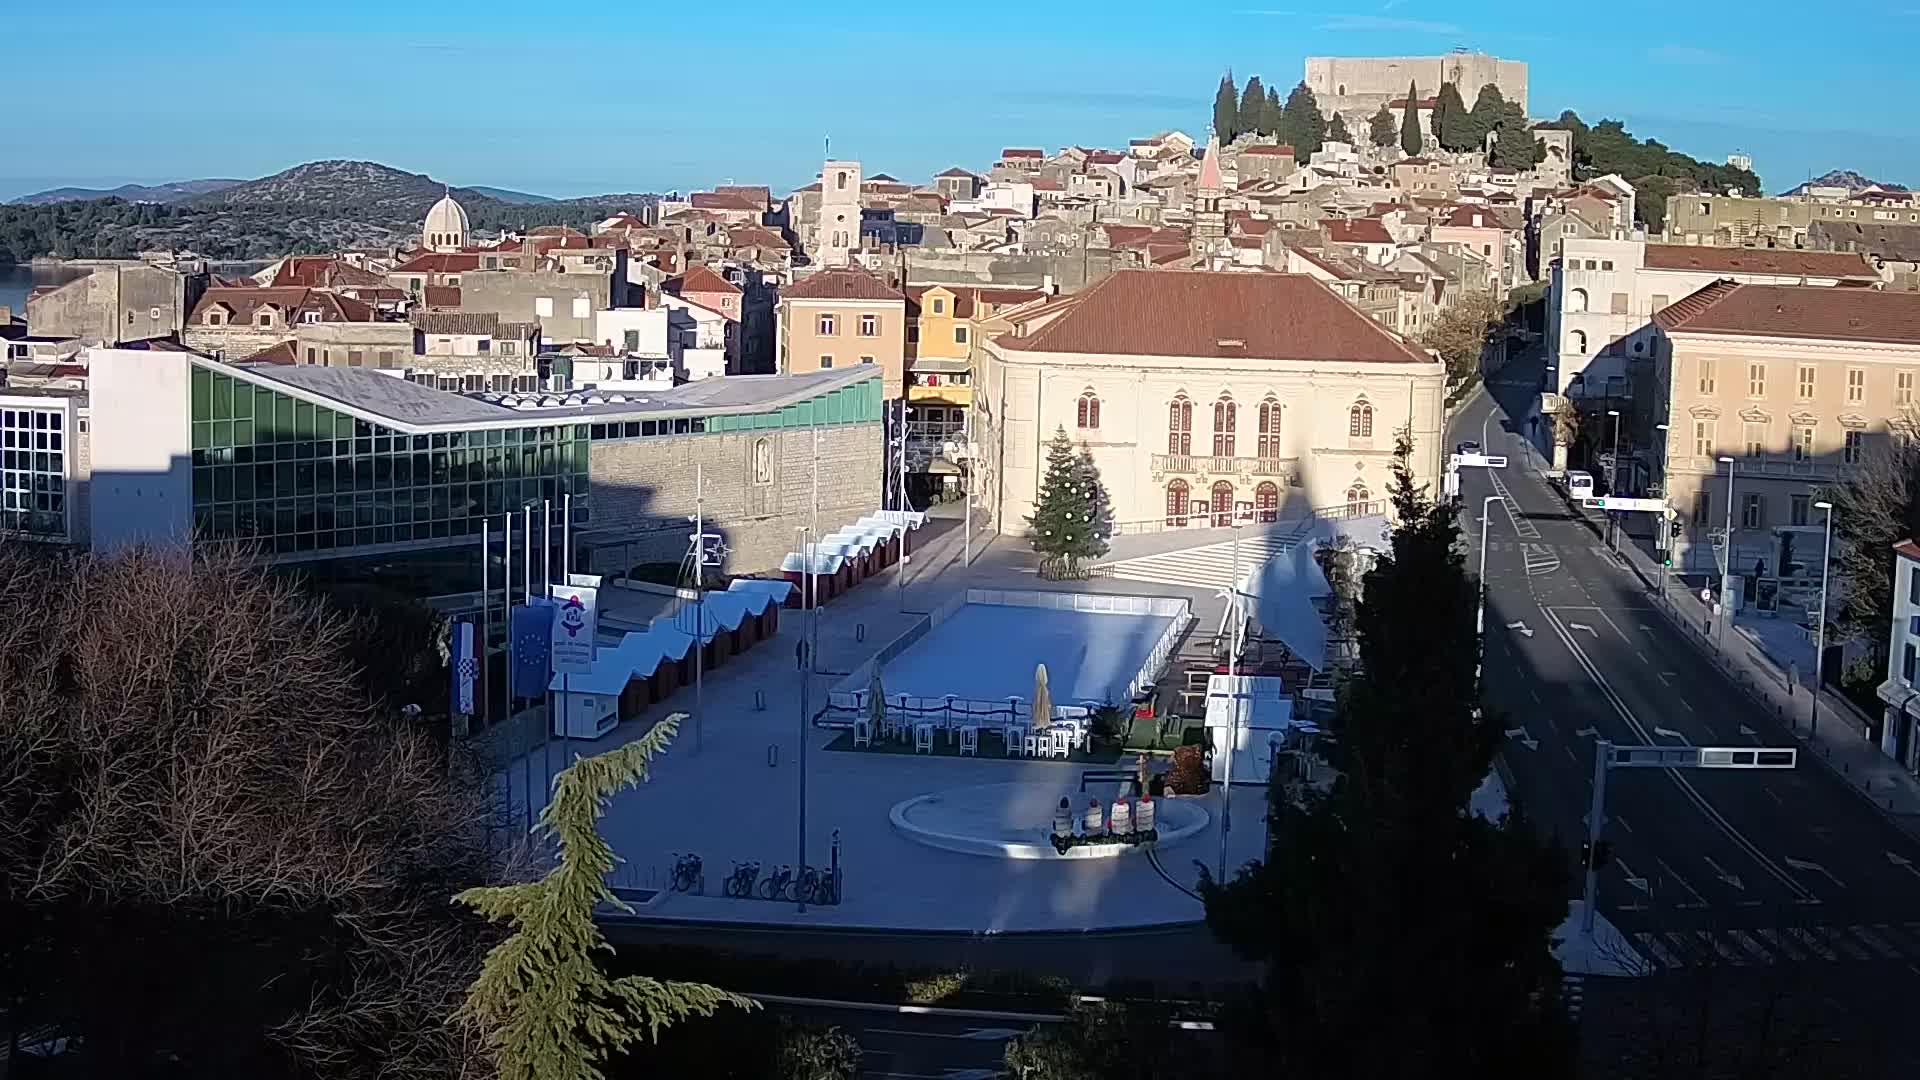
1346 483 1372 516
1211 481 1234 527
1165 480 1189 527
1255 481 1279 523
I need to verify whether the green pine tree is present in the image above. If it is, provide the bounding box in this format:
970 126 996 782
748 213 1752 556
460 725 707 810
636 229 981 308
1265 86 1282 139
1201 437 1574 1078
1327 112 1352 145
1276 82 1327 158
1463 83 1509 154
1238 75 1267 138
1074 444 1114 557
456 714 754 1080
1399 80 1423 157
1433 82 1469 151
1367 104 1397 147
1490 123 1546 171
1213 73 1240 142
1028 427 1108 579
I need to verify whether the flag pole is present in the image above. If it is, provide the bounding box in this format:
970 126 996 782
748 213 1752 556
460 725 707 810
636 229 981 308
542 498 555 819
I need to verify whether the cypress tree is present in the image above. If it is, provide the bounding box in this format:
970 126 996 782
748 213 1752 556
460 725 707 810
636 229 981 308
1327 112 1352 145
1028 427 1110 578
1399 80 1423 157
1433 82 1469 151
1277 82 1327 158
1239 75 1267 138
1265 85 1282 138
1213 73 1240 142
457 715 753 1080
1367 104 1397 147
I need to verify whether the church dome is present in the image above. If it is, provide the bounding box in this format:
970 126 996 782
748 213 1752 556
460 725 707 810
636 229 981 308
422 192 470 251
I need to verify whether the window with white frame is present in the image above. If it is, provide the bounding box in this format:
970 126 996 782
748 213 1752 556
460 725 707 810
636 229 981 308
1797 365 1815 400
535 297 553 317
1744 421 1767 460
0 407 67 538
1692 419 1715 457
1747 362 1766 398
572 297 590 319
859 313 878 336
1847 368 1865 403
1794 424 1814 461
1900 371 1915 405
1698 358 1716 394
818 313 837 335
1844 430 1863 464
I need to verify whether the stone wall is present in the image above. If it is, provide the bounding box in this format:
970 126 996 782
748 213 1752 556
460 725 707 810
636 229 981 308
27 265 192 345
585 421 883 575
904 249 1117 292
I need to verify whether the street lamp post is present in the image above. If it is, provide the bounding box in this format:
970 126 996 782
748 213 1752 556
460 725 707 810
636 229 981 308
1477 494 1501 641
1605 409 1622 549
1811 500 1834 737
1717 455 1736 648
1654 423 1671 606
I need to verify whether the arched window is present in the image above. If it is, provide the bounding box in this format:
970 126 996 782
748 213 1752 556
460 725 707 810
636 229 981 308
1076 390 1101 430
1165 480 1190 526
1257 396 1282 459
1568 287 1589 313
1212 395 1237 457
1210 481 1235 528
1346 483 1372 516
1255 481 1280 523
836 171 848 190
1349 399 1373 438
1569 329 1588 354
1168 395 1192 455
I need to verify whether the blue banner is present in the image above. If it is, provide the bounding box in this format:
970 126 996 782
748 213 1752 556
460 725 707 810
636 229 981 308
451 620 478 715
510 600 554 700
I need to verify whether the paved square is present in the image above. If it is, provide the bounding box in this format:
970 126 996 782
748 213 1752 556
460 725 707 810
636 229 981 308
879 601 1177 707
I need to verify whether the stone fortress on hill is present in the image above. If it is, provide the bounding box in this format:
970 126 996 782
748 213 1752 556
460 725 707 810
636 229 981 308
1306 50 1528 127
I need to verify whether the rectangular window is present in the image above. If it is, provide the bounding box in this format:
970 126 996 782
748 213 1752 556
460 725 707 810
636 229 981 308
860 355 875 365
476 340 490 354
1900 371 1915 405
347 350 364 367
377 350 395 369
1847 368 1865 403
1790 493 1810 526
1844 430 1863 465
1911 566 1920 605
1794 424 1814 461
1651 293 1670 312
954 326 969 345
624 329 640 352
1742 493 1764 529
535 297 554 317
932 298 945 314
1744 421 1766 460
1747 362 1766 398
1692 491 1710 525
1905 643 1917 684
1698 358 1716 395
1692 419 1715 457
819 355 834 369
1610 292 1628 315
572 297 590 319
906 325 920 344
858 313 878 336
1798 365 1816 400
817 313 837 336
1602 260 1615 271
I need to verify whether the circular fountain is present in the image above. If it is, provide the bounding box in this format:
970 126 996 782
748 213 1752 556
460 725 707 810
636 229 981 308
890 782 1210 860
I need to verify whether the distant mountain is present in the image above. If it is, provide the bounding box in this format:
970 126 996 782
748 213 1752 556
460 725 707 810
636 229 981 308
1778 170 1909 197
464 185 554 204
187 160 492 219
9 179 242 206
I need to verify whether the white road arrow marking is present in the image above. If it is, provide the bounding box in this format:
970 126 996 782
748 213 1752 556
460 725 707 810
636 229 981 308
1888 851 1920 880
1574 726 1598 738
1653 726 1685 739
1639 624 1656 634
1617 859 1651 894
1783 856 1846 892
1739 724 1757 738
1568 622 1597 636
1702 855 1746 892
1504 727 1539 751
1507 620 1534 638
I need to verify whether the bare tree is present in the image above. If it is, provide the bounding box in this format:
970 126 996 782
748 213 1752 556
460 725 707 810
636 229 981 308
0 542 512 1078
1418 288 1507 394
1828 408 1920 670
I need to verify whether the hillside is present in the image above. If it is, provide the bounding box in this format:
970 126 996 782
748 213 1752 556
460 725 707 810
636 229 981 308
9 179 242 206
1778 169 1909 197
0 160 661 263
465 185 555 204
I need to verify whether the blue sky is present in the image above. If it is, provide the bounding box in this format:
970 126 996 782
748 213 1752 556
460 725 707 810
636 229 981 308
6 0 1916 201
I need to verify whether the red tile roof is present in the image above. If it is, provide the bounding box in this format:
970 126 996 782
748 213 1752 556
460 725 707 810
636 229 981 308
997 270 1431 363
1641 245 1878 279
1438 206 1503 229
423 285 461 308
1895 538 1920 560
727 225 791 251
1654 281 1920 344
236 339 299 365
691 191 764 212
781 266 904 302
1000 148 1044 159
935 167 979 179
1326 218 1394 245
1240 144 1297 157
670 264 743 298
189 287 375 326
268 256 387 289
713 184 771 205
390 252 482 274
1086 151 1125 166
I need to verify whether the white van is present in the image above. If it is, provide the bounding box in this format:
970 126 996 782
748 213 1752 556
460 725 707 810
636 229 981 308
1564 470 1595 502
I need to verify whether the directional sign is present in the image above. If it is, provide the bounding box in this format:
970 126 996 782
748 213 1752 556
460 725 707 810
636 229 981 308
1455 453 1509 468
1703 855 1746 892
1581 497 1669 513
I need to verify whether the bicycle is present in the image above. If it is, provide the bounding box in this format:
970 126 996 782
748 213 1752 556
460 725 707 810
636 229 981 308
723 860 760 899
759 864 793 901
670 852 704 894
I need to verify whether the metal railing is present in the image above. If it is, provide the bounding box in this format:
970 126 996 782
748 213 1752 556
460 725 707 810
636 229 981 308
1151 453 1300 478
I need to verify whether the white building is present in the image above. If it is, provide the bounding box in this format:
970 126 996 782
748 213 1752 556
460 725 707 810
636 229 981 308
1878 539 1920 773
660 293 729 381
978 269 1446 532
1547 239 1881 400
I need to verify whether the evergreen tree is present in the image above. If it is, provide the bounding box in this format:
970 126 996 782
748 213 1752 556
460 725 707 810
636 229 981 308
1201 438 1574 1078
1265 86 1282 138
1238 75 1266 139
1433 82 1469 151
1327 112 1351 145
1074 444 1115 557
1463 83 1510 153
1213 74 1240 143
1028 427 1109 578
1367 104 1397 147
457 715 752 1080
1276 82 1327 159
1399 80 1423 157
1490 123 1546 171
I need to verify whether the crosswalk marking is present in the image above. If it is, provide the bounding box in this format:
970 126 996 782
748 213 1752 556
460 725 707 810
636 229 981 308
1850 924 1903 958
1725 929 1772 964
1753 927 1807 962
1630 922 1920 970
1819 926 1875 961
1634 931 1684 968
1785 927 1839 961
1097 533 1302 591
1696 930 1748 965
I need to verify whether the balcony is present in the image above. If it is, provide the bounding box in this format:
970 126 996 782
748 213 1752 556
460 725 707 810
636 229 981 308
1677 455 1848 481
1150 453 1301 484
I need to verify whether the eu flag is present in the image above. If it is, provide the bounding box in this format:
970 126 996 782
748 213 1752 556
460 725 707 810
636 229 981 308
510 600 555 700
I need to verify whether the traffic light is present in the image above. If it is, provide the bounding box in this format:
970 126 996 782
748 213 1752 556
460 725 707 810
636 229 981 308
1670 521 1683 539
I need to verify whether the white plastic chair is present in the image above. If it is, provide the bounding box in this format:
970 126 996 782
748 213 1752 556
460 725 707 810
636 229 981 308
1023 732 1041 758
852 718 872 749
1004 723 1026 756
914 723 935 755
958 725 979 757
1048 728 1071 759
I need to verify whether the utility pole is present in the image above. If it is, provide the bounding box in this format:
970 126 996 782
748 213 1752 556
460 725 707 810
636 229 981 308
797 523 814 914
1811 500 1834 736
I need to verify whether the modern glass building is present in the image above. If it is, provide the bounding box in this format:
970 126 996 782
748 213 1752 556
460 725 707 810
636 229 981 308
0 389 84 543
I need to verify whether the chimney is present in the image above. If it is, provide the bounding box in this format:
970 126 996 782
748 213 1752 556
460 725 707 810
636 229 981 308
1042 273 1056 295
1472 213 1484 228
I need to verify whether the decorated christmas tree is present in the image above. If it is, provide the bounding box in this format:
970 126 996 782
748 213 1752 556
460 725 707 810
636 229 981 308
1028 427 1111 579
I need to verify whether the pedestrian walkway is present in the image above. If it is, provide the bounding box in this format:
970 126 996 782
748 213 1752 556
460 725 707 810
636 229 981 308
1630 919 1920 971
1097 531 1304 591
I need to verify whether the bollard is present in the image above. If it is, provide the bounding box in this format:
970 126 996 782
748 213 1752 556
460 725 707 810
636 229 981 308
755 688 767 711
768 744 779 768
856 623 866 643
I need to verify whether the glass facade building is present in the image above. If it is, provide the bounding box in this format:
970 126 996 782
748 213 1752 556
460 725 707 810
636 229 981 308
191 367 587 558
0 404 69 539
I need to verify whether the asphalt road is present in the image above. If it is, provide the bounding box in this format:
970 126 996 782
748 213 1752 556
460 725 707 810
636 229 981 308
1460 361 1920 1074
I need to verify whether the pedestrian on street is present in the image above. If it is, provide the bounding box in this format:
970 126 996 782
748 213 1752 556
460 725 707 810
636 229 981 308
796 638 809 671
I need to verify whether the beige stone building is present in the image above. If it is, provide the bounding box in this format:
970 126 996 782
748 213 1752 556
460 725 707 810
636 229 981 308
1652 282 1920 575
777 267 907 397
978 269 1446 532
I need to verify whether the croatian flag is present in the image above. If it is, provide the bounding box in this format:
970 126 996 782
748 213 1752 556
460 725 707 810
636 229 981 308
450 620 478 716
510 600 555 700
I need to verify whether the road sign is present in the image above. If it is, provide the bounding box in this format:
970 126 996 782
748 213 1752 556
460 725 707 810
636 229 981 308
1453 453 1508 468
1581 497 1668 513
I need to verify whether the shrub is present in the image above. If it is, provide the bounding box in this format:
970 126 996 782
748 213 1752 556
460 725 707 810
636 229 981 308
1167 745 1211 794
